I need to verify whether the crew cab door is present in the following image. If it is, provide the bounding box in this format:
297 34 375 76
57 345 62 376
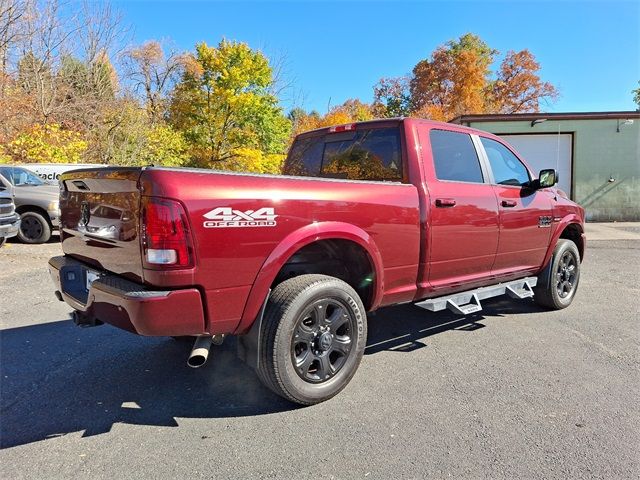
477 136 553 274
420 128 499 292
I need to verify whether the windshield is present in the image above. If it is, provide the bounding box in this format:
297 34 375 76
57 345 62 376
0 167 45 186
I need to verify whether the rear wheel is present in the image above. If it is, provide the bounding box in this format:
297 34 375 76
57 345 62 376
257 274 367 405
17 211 51 244
534 239 581 309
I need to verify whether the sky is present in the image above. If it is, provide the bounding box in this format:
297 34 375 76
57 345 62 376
113 0 640 114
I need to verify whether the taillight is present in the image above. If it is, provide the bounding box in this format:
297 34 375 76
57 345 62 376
328 123 356 133
141 197 193 269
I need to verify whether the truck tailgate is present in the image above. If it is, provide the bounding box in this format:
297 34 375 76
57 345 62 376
59 168 144 282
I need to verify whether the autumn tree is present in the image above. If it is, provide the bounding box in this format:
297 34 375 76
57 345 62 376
289 99 375 137
4 123 87 163
410 33 496 120
375 33 558 121
489 49 558 113
89 99 188 166
125 40 184 122
169 40 290 168
0 0 126 157
0 0 27 91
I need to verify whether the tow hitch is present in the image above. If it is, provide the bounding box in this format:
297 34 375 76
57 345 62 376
71 311 103 328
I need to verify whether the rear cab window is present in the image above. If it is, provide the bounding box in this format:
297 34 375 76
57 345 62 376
429 129 484 183
284 126 403 182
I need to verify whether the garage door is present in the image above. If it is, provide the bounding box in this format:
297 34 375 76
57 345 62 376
499 134 572 197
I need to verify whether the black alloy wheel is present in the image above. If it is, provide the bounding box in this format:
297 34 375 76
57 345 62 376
556 250 577 299
291 298 355 383
257 274 367 405
534 239 581 310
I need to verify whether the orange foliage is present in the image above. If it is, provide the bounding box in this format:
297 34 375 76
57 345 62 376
291 99 375 137
410 41 492 121
404 34 557 121
490 50 558 113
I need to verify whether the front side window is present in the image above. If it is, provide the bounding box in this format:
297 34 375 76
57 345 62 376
283 127 403 181
429 130 484 183
480 137 530 187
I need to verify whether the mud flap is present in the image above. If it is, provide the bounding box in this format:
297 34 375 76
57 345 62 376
237 289 271 369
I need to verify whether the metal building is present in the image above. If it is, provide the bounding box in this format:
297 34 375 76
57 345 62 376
451 111 640 221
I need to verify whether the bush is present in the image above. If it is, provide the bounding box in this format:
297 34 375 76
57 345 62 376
5 124 87 164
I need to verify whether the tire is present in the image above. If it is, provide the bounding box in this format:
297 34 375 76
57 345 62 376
257 274 367 405
534 239 581 310
17 211 51 244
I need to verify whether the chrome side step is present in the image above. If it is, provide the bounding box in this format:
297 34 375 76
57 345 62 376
415 277 537 315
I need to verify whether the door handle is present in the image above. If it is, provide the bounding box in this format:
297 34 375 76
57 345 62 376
435 198 456 207
501 200 517 208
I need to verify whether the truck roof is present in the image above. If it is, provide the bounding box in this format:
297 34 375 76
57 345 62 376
296 117 492 139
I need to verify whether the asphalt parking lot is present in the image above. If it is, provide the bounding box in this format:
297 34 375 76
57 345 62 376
1 224 639 479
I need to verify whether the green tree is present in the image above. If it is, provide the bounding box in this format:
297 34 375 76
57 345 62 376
372 77 411 117
92 100 187 167
169 40 290 168
633 81 640 111
139 124 189 166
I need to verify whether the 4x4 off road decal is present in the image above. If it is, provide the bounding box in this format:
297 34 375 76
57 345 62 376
203 207 278 228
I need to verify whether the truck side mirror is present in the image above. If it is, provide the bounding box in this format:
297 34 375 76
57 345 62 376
537 169 558 189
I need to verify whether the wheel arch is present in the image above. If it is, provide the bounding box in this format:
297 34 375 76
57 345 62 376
540 216 585 271
559 223 584 260
235 221 384 335
15 204 53 226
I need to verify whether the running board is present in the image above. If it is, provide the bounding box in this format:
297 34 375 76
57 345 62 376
415 277 537 315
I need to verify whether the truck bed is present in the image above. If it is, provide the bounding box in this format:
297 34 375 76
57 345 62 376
58 166 422 334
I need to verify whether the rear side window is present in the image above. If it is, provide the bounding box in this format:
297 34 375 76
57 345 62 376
429 130 484 183
283 127 403 181
480 137 531 186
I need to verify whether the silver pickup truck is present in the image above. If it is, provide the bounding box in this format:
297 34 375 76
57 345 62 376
0 174 20 247
0 166 60 244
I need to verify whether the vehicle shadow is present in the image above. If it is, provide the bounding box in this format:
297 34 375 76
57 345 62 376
5 233 60 245
365 296 547 355
0 297 545 449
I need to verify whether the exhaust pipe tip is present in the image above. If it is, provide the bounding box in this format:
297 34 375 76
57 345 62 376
187 336 214 368
187 354 208 368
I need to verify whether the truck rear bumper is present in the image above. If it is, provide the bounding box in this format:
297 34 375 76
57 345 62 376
48 256 206 336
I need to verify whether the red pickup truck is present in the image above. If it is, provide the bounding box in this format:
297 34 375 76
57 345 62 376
49 118 585 405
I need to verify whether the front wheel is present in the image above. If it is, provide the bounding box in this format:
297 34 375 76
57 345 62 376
257 274 367 405
17 211 51 244
534 239 581 309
